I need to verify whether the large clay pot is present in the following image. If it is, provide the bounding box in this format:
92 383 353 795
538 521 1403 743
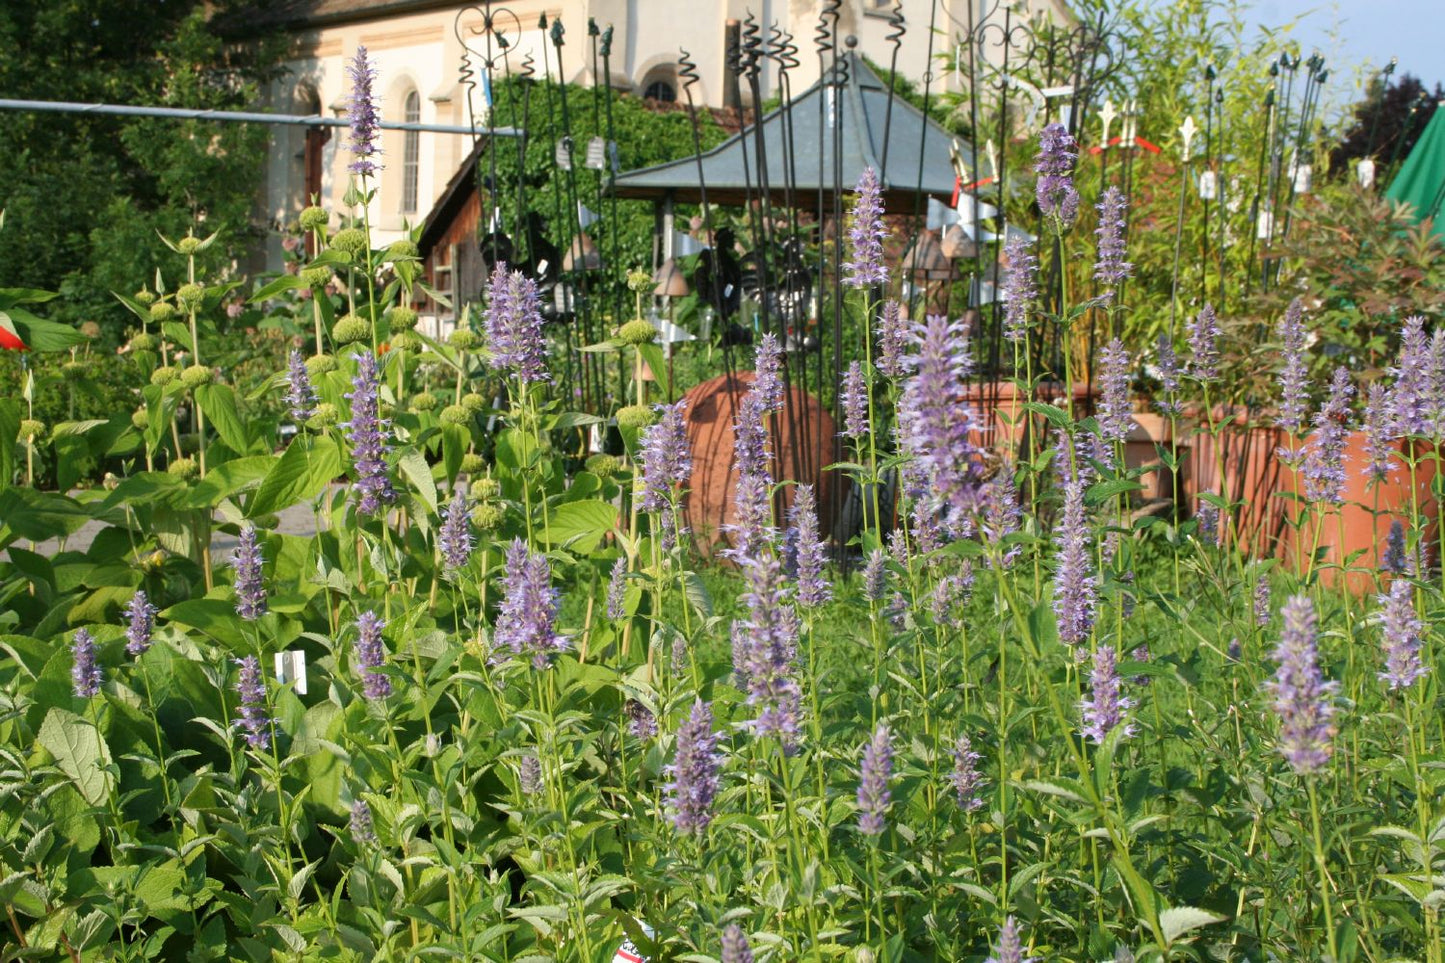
681 371 838 557
1184 409 1293 558
1124 411 1184 505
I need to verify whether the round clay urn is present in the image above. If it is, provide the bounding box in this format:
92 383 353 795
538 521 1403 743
681 371 838 557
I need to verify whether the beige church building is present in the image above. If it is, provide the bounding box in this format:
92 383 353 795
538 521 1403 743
257 0 1072 266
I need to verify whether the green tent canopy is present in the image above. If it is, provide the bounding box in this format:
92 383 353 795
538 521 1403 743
1386 105 1445 237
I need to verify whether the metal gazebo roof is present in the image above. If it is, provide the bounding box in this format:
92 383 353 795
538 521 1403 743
609 53 969 214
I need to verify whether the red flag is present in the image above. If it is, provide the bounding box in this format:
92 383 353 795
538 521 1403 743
0 324 26 351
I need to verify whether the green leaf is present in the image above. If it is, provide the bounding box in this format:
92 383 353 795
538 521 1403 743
1159 906 1226 944
37 707 114 807
546 499 617 553
1024 401 1072 430
248 274 304 303
249 436 341 517
637 342 671 397
0 398 19 490
0 307 85 352
442 423 467 488
0 488 92 544
195 384 250 453
185 455 276 509
397 447 438 515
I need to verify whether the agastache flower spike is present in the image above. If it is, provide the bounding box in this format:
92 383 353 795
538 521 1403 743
732 390 771 482
606 556 627 620
725 471 774 562
1275 299 1310 435
840 360 868 439
1300 366 1354 505
1186 303 1222 382
344 351 397 515
232 524 267 621
354 611 392 700
898 314 982 534
1093 186 1132 291
856 723 893 835
1001 235 1038 344
1361 383 1397 484
752 333 784 413
1377 579 1427 690
285 348 317 422
1080 645 1135 744
951 733 986 810
665 700 721 836
495 539 569 669
1154 333 1183 417
720 924 754 963
125 590 157 657
438 491 474 575
483 263 550 386
986 915 1037 963
1052 479 1097 653
843 166 888 287
1267 594 1337 775
1035 123 1080 229
639 400 692 512
519 753 543 796
234 655 271 750
1096 337 1132 452
862 548 889 603
877 299 909 379
733 554 803 744
71 628 102 698
1382 520 1408 574
1254 576 1271 627
1390 315 1434 438
350 798 377 845
345 46 381 176
788 485 830 608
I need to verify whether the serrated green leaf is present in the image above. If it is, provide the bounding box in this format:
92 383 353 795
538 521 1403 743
1159 906 1226 944
37 708 114 807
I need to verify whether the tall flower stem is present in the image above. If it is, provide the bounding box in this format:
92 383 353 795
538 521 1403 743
1307 780 1339 961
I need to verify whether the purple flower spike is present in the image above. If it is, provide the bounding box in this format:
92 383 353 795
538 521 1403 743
981 469 1022 566
1275 299 1310 435
1093 186 1132 291
732 554 803 745
495 539 568 669
1186 303 1222 382
1154 334 1183 417
952 733 985 811
1002 234 1038 344
286 349 318 422
345 46 381 176
1301 367 1354 505
899 314 982 535
519 753 543 796
1267 594 1337 775
344 352 398 516
1035 123 1080 229
843 166 888 287
438 491 474 576
753 333 785 413
1096 337 1132 451
986 916 1037 963
732 390 772 482
1377 579 1427 690
606 556 627 620
1052 479 1096 653
125 590 157 658
877 299 909 379
1254 576 1271 628
354 611 392 700
840 360 868 439
1362 383 1398 485
863 548 889 603
1382 520 1408 574
788 485 830 608
1196 501 1219 545
1080 646 1135 744
856 722 893 836
71 628 103 698
721 924 754 963
666 700 721 836
639 400 692 512
232 524 267 621
1390 316 1434 439
725 471 775 563
483 263 550 386
234 655 271 750
350 798 377 845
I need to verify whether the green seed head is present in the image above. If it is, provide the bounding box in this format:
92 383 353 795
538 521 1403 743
626 268 653 293
149 301 175 323
61 360 87 377
307 402 339 429
471 477 500 501
17 419 45 443
584 453 621 476
130 408 150 430
410 391 440 412
180 364 213 389
471 502 505 531
300 265 333 290
176 282 204 311
448 328 480 351
331 227 368 256
615 404 654 430
177 236 204 256
461 392 487 413
618 318 657 346
439 404 471 427
167 457 198 479
389 330 422 352
134 289 157 305
129 332 158 352
331 314 370 345
387 238 420 260
298 206 330 232
387 305 419 331
305 353 338 377
151 365 180 386
459 452 485 475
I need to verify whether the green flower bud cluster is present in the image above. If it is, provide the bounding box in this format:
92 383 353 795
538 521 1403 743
332 314 369 345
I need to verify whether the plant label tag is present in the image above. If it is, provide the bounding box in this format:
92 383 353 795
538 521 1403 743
611 921 654 963
275 650 307 695
590 424 605 453
1197 170 1217 200
536 259 550 277
585 137 607 170
1255 209 1274 240
1356 157 1375 189
555 139 572 170
1291 163 1312 194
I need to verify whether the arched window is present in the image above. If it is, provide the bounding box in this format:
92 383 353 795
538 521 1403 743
402 90 420 214
640 67 677 103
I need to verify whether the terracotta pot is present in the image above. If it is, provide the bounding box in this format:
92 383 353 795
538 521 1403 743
681 371 838 558
1124 411 1184 505
1184 409 1293 558
1279 432 1439 591
959 380 1098 458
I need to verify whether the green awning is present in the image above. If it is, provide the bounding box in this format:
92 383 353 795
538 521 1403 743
1386 106 1445 237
